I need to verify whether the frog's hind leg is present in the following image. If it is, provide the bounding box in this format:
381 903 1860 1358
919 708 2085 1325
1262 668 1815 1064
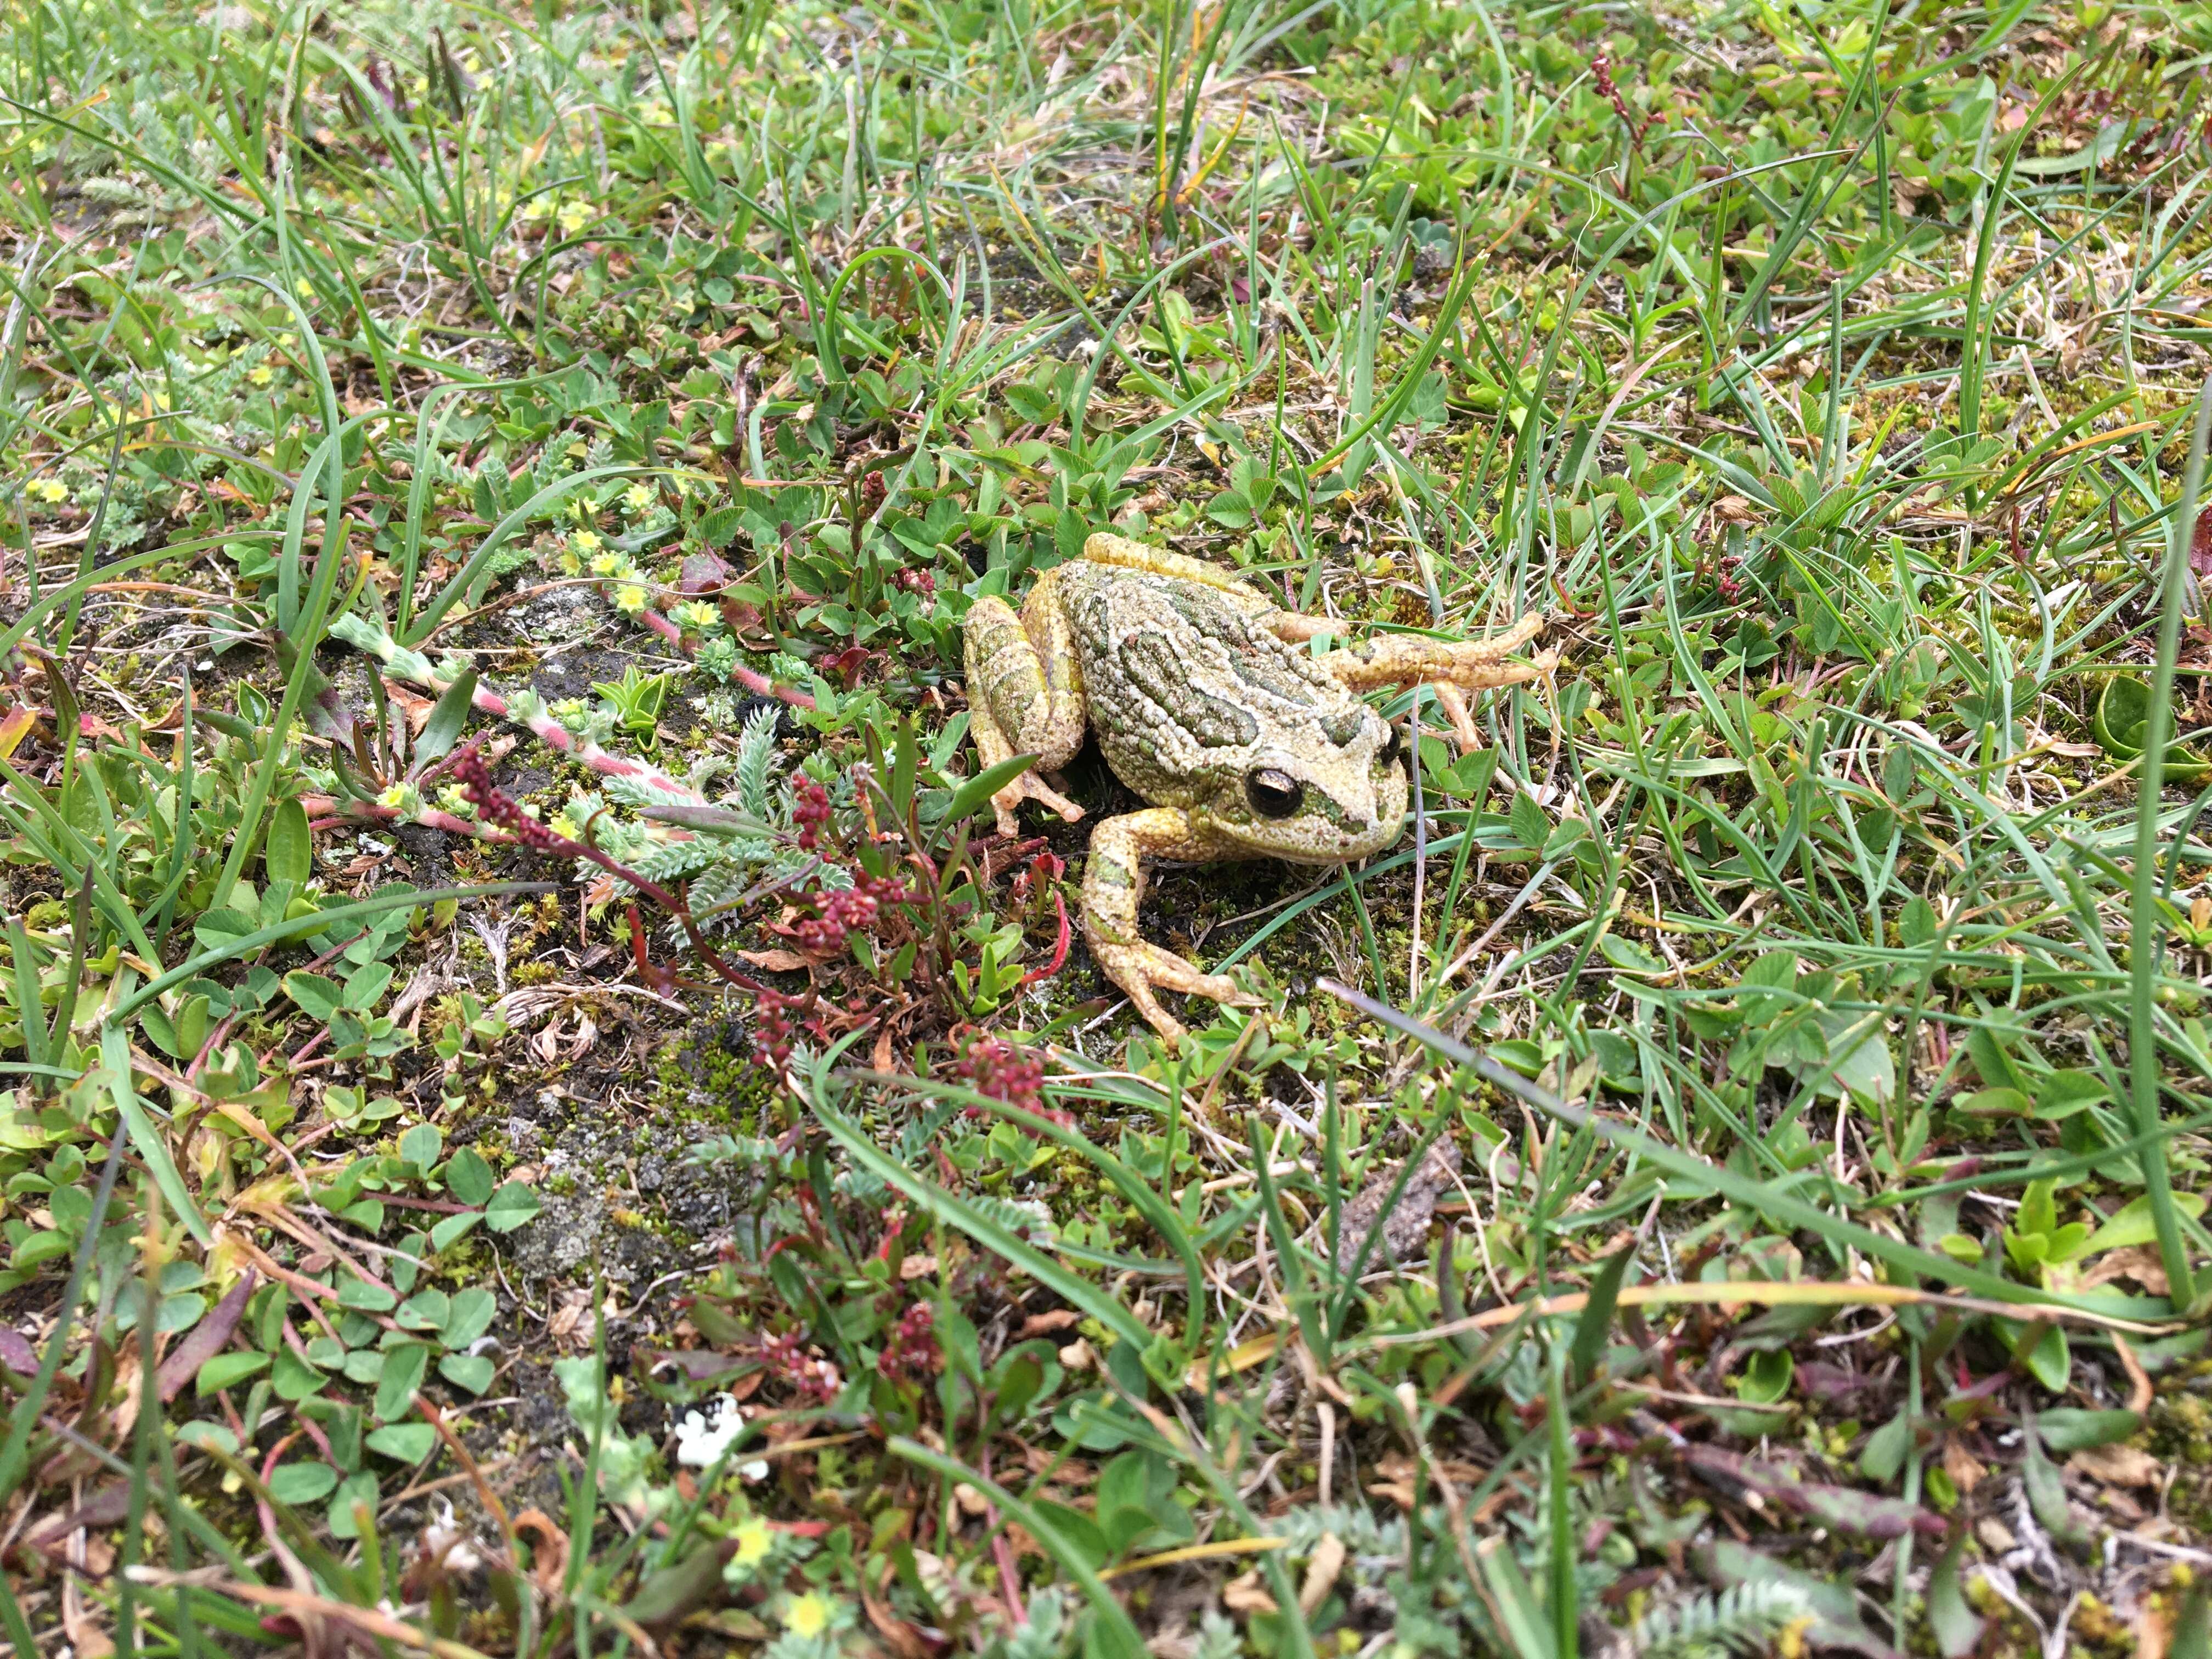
1083 808 1257 1049
1083 532 1274 614
1320 617 1556 751
1316 614 1553 691
964 578 1087 837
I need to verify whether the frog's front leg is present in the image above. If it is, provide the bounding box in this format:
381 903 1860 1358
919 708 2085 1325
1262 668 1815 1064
963 572 1089 838
1083 808 1256 1048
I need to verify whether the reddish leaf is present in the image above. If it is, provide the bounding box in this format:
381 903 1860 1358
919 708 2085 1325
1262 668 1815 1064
639 1346 754 1381
2193 504 2212 582
0 1325 36 1374
1684 1445 1944 1539
680 551 735 592
21 1485 132 1551
155 1269 257 1402
1019 892 1071 989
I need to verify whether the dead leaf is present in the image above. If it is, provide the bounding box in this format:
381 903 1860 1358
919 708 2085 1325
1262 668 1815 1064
2114 1334 2154 1415
1222 1570 1278 1616
548 1287 591 1345
0 704 37 760
1017 1309 1081 1339
385 684 436 736
1941 1437 1986 1497
1297 1532 1344 1615
2083 1245 2169 1296
736 949 809 973
898 1254 939 1281
20 1487 133 1555
860 1587 930 1659
2139 1593 2176 1659
2068 1443 2163 1488
511 1509 568 1593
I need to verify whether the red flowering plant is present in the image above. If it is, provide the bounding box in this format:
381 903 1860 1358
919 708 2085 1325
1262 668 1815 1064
742 714 1071 1071
441 712 1070 1080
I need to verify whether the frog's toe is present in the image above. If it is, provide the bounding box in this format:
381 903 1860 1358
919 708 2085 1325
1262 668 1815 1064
991 774 1085 837
1098 942 1256 1048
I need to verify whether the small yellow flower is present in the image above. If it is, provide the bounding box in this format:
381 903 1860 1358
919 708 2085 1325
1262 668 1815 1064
567 496 592 521
589 551 624 577
556 547 582 576
623 482 656 512
783 1593 832 1640
247 365 274 386
557 201 592 235
614 584 648 614
30 479 69 504
571 529 601 552
548 812 582 842
730 1517 771 1570
295 278 316 298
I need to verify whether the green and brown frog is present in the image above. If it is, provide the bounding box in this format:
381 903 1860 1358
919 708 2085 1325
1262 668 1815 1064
964 533 1554 1046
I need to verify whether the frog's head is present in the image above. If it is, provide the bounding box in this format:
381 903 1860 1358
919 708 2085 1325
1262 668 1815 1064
1193 701 1408 865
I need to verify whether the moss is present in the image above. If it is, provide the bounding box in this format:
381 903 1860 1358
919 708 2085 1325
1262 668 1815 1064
2151 1394 2212 1468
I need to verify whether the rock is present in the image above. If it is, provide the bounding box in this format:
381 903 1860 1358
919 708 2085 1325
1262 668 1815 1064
506 1192 603 1285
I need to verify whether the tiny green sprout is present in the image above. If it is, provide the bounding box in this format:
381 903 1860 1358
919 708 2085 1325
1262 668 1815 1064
592 665 672 743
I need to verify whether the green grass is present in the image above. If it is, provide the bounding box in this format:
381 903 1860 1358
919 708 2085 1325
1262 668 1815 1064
4 0 2212 1655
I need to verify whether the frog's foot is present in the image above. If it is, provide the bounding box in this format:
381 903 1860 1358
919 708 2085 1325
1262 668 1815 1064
1081 807 1249 1049
964 586 1090 836
1319 615 1554 693
1432 684 1482 754
1091 940 1257 1049
989 770 1085 840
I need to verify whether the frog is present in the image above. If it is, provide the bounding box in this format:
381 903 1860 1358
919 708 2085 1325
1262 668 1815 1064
963 532 1554 1046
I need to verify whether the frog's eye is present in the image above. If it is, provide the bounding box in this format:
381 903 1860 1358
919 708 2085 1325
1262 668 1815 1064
1246 769 1305 819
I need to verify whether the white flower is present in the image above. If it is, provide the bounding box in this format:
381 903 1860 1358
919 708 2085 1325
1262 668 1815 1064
672 1393 746 1468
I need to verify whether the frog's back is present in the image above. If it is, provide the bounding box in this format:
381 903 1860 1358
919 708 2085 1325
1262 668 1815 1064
1053 560 1367 808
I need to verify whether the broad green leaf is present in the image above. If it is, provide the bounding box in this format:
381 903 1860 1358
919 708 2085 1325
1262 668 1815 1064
439 1352 495 1394
430 1210 483 1252
195 1352 269 1396
2080 1192 2209 1260
2036 1408 2141 1452
444 1147 494 1207
442 1287 496 1350
267 1462 338 1504
416 666 478 763
365 1424 438 1463
265 797 313 889
399 1122 443 1170
940 752 1037 831
336 1278 397 1312
484 1183 541 1232
375 1342 430 1423
284 972 342 1022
